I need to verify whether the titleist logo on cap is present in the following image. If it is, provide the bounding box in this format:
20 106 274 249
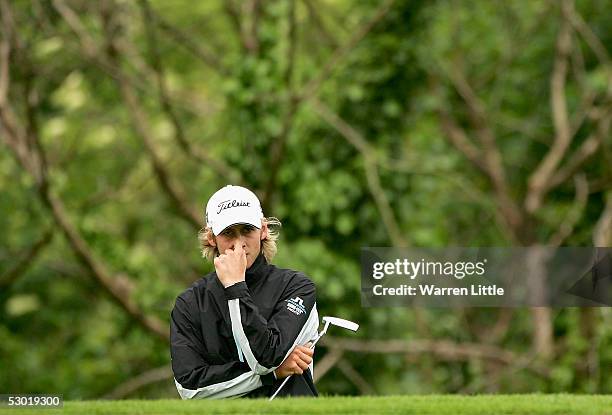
217 199 251 214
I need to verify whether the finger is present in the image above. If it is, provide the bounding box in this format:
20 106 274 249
299 345 314 354
295 353 311 367
296 359 309 371
234 242 244 253
235 242 246 260
295 349 313 364
296 346 314 356
293 366 304 375
298 355 313 366
295 347 312 357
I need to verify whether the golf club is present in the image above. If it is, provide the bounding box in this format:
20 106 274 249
269 316 359 401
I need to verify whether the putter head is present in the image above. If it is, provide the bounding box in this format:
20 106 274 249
322 316 359 332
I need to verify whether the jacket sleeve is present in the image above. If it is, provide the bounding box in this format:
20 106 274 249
170 294 275 399
225 274 319 375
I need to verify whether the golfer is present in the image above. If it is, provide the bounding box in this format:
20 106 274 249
170 185 319 399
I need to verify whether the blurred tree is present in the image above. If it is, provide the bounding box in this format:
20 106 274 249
0 0 610 398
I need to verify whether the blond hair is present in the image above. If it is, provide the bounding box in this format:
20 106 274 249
198 217 282 263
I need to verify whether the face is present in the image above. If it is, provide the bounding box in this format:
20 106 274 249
207 220 269 268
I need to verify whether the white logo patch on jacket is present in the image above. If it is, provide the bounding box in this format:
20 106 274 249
286 297 306 315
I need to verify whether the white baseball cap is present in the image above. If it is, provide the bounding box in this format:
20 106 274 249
205 185 264 236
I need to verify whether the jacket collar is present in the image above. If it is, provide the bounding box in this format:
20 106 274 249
245 252 269 285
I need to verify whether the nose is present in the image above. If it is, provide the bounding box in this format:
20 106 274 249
233 235 246 248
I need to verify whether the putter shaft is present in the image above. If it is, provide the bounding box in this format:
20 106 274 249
269 316 358 401
268 337 319 401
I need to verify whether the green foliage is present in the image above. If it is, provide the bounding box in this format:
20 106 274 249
1 0 610 399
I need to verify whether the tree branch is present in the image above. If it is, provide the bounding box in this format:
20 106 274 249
44 0 236 187
594 191 612 246
0 0 169 342
301 0 340 50
437 107 487 173
312 348 344 383
261 0 298 212
0 88 169 344
102 365 172 399
260 0 396 212
299 0 395 102
318 336 549 377
447 59 523 234
223 0 259 55
565 2 611 66
336 357 375 395
0 0 10 107
311 98 408 247
148 8 228 75
526 0 574 213
436 97 520 243
82 0 201 230
138 0 243 185
242 0 260 55
549 114 610 188
0 228 54 291
0 0 35 177
45 0 224 142
548 173 589 246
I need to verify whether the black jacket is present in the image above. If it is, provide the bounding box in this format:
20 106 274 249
170 254 319 399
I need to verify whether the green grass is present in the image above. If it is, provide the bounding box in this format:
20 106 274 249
1 395 610 415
